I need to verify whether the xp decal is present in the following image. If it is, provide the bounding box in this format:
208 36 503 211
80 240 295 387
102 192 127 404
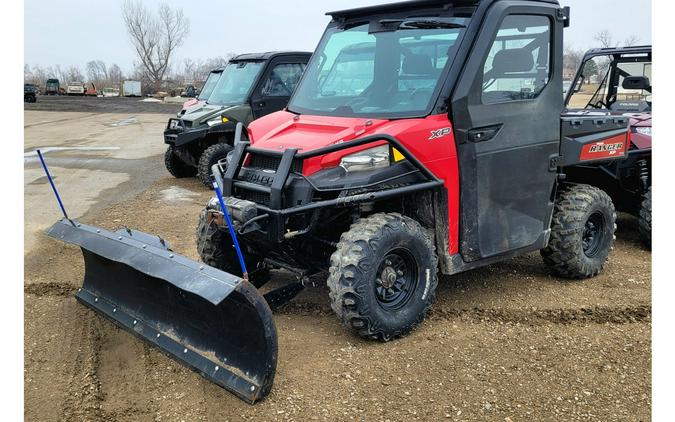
429 127 452 140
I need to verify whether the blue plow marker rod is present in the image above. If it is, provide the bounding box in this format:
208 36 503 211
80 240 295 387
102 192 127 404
36 149 75 225
212 181 249 281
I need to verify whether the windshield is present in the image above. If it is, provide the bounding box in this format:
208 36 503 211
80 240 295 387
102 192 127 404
567 54 652 112
287 18 468 118
198 71 222 101
207 61 264 106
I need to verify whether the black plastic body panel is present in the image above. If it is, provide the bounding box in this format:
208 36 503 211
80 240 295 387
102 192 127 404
560 115 629 167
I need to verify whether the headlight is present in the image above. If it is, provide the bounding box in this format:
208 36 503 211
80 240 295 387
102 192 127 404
206 115 230 127
340 145 389 173
635 127 652 136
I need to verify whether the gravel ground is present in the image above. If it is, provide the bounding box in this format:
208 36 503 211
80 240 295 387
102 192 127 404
24 95 183 114
24 175 652 421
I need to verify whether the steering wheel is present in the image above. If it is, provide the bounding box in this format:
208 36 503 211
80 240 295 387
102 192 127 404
590 100 608 109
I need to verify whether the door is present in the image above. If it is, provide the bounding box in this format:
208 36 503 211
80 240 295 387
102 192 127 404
251 59 307 119
451 3 564 261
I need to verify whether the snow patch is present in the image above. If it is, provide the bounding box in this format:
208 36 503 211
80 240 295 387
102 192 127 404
160 186 200 202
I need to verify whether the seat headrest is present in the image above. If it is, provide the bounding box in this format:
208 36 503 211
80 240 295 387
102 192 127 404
402 54 434 75
491 48 534 75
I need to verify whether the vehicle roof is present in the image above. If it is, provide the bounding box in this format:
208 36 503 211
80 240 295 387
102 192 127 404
583 45 652 59
231 51 312 61
327 0 559 19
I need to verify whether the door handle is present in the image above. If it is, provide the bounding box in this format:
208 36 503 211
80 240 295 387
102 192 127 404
467 125 502 143
256 101 266 108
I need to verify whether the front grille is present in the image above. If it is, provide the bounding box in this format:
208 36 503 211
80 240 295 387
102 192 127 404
248 153 303 173
237 189 270 206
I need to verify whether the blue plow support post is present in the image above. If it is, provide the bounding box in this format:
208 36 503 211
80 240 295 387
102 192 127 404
212 180 249 281
37 148 278 404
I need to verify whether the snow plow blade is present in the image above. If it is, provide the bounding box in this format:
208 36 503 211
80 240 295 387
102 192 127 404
47 219 277 404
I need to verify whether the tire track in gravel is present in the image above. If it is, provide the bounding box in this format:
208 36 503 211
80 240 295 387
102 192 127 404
94 329 162 421
274 302 651 325
25 282 75 297
58 311 107 421
26 281 650 326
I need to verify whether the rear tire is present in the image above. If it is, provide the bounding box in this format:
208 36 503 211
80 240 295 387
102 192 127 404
327 213 438 341
196 208 269 286
164 146 197 178
198 143 233 189
542 184 616 279
639 187 651 249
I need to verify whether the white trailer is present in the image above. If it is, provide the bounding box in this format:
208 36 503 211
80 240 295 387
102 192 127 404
122 80 142 97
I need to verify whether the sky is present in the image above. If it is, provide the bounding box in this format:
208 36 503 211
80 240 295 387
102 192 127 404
24 0 652 76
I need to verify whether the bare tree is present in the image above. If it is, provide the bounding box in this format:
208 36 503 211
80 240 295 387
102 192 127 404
86 60 109 84
181 58 197 83
173 55 234 86
594 30 614 48
52 65 68 84
563 46 584 79
594 30 641 48
624 35 641 47
122 0 190 91
65 65 85 83
33 66 47 86
108 64 124 86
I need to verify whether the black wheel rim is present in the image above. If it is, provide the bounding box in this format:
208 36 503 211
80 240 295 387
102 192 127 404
582 211 605 257
374 248 418 311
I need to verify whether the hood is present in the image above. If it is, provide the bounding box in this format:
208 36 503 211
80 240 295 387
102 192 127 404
628 112 652 150
248 111 390 152
179 103 231 122
629 113 651 128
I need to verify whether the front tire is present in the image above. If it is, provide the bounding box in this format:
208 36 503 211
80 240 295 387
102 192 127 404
639 187 651 249
196 208 269 286
542 184 616 279
198 143 233 188
164 146 197 178
328 213 438 341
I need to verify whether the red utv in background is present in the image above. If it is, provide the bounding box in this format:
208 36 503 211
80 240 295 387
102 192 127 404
564 45 652 247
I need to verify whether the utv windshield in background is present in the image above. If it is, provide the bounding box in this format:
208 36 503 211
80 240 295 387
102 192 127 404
207 61 264 106
287 18 469 118
198 70 223 101
567 53 652 112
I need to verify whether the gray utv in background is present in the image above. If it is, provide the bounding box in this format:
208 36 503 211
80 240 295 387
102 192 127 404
164 51 311 187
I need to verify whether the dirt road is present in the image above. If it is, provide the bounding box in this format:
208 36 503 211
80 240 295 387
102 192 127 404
24 109 651 421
